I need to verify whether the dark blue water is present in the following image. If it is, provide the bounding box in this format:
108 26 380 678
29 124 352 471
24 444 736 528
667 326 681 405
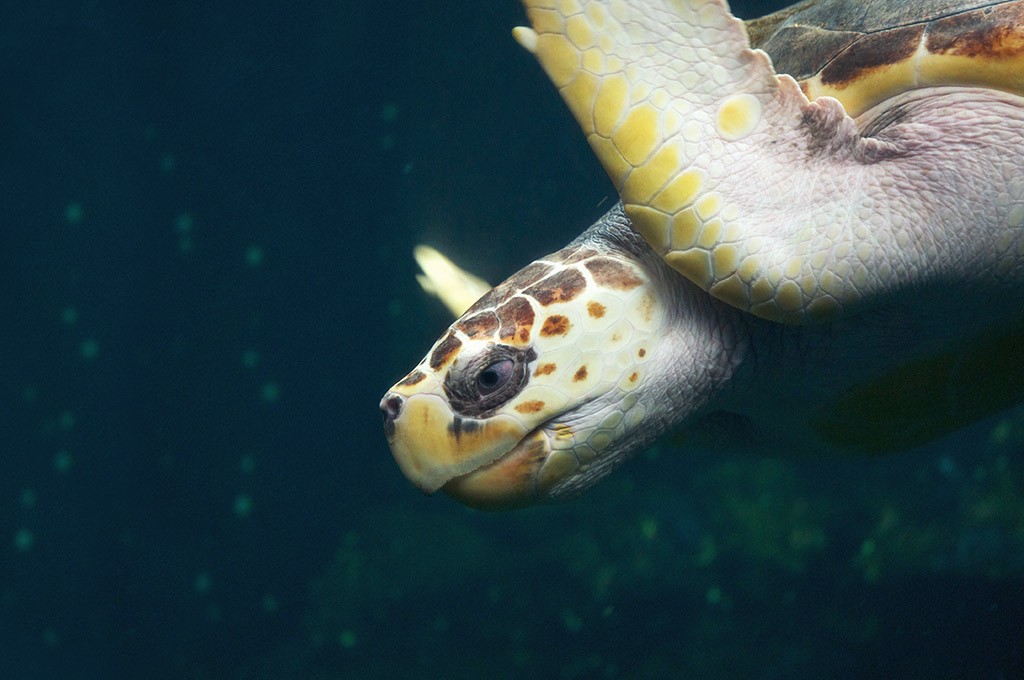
2 1 1022 678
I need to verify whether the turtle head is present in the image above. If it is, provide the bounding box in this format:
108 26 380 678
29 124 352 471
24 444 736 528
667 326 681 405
381 208 683 510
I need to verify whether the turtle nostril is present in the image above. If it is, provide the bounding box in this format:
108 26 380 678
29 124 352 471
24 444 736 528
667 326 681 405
380 393 404 422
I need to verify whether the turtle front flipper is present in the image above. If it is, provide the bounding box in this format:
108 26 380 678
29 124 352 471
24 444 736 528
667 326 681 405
514 0 1024 323
413 245 493 318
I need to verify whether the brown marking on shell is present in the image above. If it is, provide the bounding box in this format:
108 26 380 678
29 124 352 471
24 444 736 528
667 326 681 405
629 372 638 383
761 25 863 82
585 257 644 290
464 262 553 315
429 332 462 371
496 297 534 345
524 268 587 305
514 400 546 414
587 301 606 318
397 369 426 387
540 315 571 337
457 311 500 339
638 348 646 358
817 24 923 87
925 3 1024 59
534 362 557 377
573 365 588 382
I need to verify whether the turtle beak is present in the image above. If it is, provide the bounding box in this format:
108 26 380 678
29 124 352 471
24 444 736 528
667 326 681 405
380 389 532 498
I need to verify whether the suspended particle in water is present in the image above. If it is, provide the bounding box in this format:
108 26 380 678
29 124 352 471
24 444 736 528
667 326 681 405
80 339 99 360
338 630 357 649
261 594 279 614
240 455 255 474
13 528 34 552
242 349 259 369
244 245 264 268
58 411 76 430
176 214 195 253
261 382 280 403
233 493 253 518
64 202 84 224
61 307 79 325
53 450 73 473
194 572 212 594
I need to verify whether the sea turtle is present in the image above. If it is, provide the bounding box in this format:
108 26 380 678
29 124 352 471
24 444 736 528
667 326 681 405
380 0 1024 510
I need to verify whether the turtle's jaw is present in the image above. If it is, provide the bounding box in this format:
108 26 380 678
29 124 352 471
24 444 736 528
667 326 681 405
382 385 569 510
382 392 530 495
441 426 554 510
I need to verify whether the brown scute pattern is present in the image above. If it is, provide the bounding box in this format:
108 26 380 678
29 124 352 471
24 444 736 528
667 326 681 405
762 25 862 81
638 348 646 358
925 4 1024 58
573 366 588 382
629 372 638 383
397 369 426 387
457 311 499 339
524 268 587 305
534 362 557 377
514 400 546 414
819 24 923 86
587 301 606 318
585 257 643 290
429 332 462 370
464 262 553 315
496 297 535 345
540 315 571 337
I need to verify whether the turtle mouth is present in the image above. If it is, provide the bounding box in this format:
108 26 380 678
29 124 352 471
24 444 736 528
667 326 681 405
441 423 556 510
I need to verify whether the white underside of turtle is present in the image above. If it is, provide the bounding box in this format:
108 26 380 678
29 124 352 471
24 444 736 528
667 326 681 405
381 0 1024 510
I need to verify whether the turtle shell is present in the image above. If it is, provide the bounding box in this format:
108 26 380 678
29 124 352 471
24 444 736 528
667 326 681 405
747 0 1024 116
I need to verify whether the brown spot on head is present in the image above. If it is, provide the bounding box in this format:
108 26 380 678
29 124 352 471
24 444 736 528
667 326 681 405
573 365 588 382
397 369 426 387
457 311 499 339
587 301 606 318
514 400 546 414
540 315 570 337
429 332 462 371
464 262 553 315
585 257 643 291
496 297 535 345
562 247 599 264
534 362 557 377
524 268 587 306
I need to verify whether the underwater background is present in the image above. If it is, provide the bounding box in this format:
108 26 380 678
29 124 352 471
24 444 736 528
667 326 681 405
2 0 1022 678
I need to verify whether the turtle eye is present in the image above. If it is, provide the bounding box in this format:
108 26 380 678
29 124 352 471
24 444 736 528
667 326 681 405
476 359 514 396
444 346 536 417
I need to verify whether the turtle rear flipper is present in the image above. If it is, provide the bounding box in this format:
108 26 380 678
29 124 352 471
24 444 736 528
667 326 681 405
516 0 1024 323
